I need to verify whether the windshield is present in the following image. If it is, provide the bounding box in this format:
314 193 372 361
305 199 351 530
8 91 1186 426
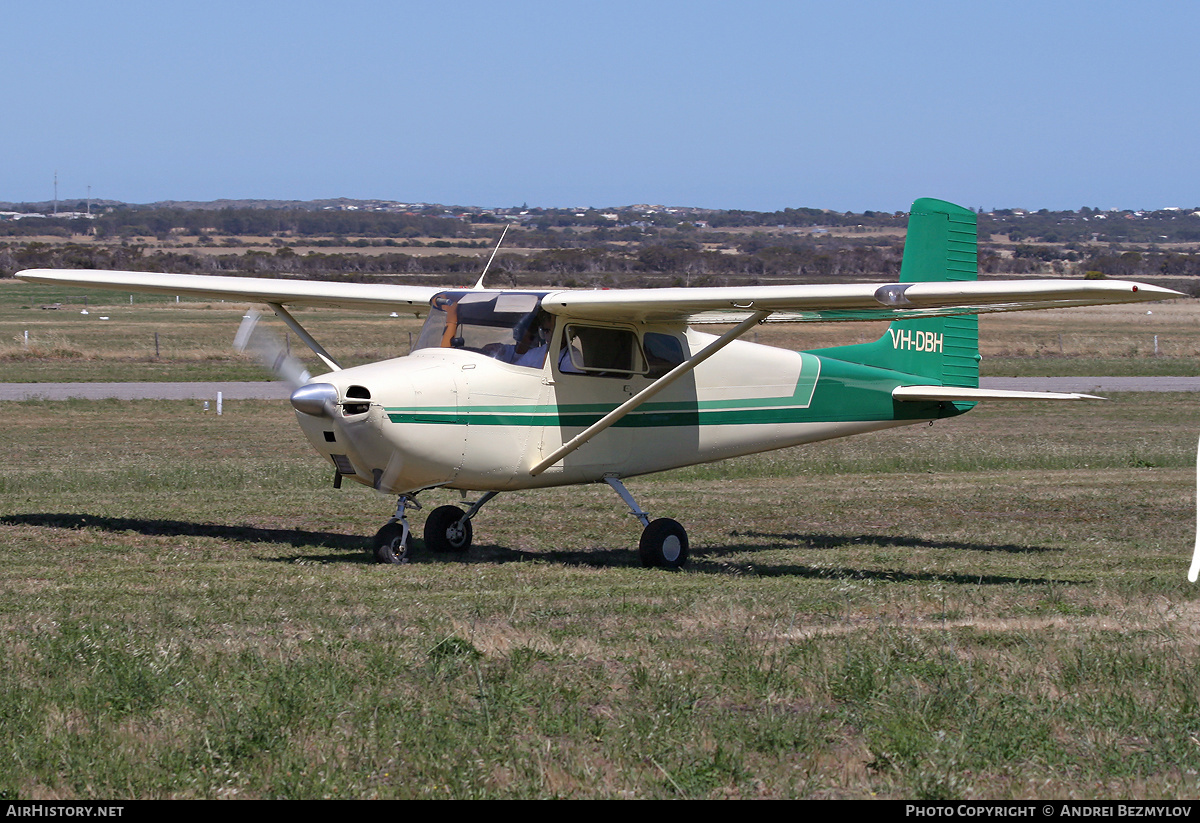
414 291 551 367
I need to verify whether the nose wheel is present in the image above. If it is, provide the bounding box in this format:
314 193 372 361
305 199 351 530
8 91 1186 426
373 520 410 564
372 494 420 564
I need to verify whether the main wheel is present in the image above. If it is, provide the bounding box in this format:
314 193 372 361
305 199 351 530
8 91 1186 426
424 505 473 554
638 518 688 569
372 520 409 564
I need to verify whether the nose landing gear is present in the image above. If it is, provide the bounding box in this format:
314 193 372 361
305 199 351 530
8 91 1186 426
370 491 499 563
372 494 421 564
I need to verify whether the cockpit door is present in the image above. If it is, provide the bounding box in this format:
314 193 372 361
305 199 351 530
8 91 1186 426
537 322 643 476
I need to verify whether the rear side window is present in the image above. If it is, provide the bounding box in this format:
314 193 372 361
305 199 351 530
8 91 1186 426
643 332 685 378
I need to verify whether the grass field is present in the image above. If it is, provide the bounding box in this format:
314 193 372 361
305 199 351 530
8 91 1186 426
1 394 1198 799
2 279 1198 381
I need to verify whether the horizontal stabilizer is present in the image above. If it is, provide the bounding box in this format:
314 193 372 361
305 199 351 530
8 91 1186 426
892 385 1104 402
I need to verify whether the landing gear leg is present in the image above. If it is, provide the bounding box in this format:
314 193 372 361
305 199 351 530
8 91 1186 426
603 476 689 569
372 494 421 564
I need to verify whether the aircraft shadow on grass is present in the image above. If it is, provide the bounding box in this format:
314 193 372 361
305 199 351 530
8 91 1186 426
700 530 1074 586
1 514 1073 585
727 529 1059 555
493 532 1073 586
1 513 365 556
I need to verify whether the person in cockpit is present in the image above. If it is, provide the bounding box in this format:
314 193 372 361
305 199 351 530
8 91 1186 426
502 311 554 368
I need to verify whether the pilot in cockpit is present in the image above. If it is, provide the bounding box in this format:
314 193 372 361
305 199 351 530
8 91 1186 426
503 311 554 368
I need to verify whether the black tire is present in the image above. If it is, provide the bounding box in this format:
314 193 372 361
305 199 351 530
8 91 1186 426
638 518 688 569
424 505 473 554
372 520 408 564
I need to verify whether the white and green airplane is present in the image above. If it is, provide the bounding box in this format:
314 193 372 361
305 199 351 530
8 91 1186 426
18 198 1182 568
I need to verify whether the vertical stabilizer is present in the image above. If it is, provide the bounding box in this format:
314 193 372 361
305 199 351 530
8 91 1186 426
806 198 979 388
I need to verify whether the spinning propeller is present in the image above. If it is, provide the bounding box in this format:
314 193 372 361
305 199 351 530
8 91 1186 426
233 310 312 389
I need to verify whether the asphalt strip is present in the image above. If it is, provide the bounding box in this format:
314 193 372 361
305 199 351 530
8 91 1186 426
0 382 290 401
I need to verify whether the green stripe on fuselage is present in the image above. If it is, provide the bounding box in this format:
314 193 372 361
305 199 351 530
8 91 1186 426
384 352 967 428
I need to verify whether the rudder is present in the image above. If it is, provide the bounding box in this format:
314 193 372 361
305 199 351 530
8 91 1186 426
805 198 979 388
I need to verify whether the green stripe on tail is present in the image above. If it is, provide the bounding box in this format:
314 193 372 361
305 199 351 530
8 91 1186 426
805 198 979 388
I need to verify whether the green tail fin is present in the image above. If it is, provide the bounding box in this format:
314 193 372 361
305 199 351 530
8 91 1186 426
805 198 979 388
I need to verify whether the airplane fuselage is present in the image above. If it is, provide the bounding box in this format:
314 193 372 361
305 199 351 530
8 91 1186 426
293 325 965 495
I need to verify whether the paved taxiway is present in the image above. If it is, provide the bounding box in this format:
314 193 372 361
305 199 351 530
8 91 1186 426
0 382 291 400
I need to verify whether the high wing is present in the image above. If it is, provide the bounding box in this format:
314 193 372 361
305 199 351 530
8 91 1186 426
15 269 440 315
15 268 1183 324
541 279 1182 325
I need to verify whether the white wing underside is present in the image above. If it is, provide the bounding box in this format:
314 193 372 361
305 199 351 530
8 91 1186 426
540 280 1182 323
15 269 1182 323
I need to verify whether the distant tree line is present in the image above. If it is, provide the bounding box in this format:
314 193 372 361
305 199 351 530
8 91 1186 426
1 239 906 284
0 208 479 241
4 202 1200 245
99 208 479 240
6 240 1199 291
979 208 1200 244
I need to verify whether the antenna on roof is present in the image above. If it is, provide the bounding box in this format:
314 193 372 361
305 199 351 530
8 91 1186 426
473 222 513 290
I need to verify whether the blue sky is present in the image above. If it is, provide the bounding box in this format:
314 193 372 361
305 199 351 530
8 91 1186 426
4 1 1197 212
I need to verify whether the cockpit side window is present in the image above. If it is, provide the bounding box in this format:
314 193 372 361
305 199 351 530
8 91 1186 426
559 324 645 378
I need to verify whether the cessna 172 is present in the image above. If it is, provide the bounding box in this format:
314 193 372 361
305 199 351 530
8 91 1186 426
17 199 1183 569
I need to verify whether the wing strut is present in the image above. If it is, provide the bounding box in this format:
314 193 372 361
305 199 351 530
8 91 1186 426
529 310 770 476
267 302 342 372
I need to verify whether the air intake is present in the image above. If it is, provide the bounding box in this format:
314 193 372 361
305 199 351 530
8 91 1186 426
343 385 371 415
